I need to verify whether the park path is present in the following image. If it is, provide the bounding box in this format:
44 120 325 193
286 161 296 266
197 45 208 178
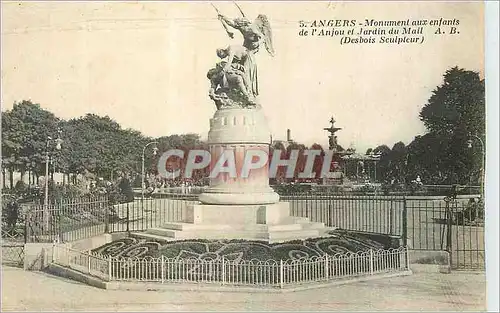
1 266 485 311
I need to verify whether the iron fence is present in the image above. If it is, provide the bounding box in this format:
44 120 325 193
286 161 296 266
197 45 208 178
1 244 25 267
25 195 110 243
405 195 484 270
1 228 25 267
19 190 484 271
282 193 406 237
52 245 409 288
108 193 198 233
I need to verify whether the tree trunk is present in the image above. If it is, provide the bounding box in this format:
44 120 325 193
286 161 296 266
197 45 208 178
9 168 14 189
2 168 5 189
20 168 26 183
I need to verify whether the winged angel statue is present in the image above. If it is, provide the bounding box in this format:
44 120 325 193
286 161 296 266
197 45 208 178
207 4 275 110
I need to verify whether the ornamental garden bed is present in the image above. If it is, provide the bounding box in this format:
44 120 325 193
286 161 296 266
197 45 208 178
91 229 401 262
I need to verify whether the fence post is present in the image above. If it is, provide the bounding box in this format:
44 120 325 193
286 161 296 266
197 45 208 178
369 249 374 275
402 197 408 247
161 255 165 283
405 247 410 270
88 254 91 274
24 211 29 244
104 197 109 234
445 199 453 262
126 202 130 233
279 260 284 289
389 199 394 235
52 243 56 263
108 257 113 281
58 200 63 243
221 257 226 285
324 254 329 280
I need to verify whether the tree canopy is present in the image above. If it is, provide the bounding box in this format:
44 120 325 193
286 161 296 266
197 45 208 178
1 101 202 185
414 67 485 185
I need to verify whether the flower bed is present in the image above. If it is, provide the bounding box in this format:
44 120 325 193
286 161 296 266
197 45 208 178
91 229 401 262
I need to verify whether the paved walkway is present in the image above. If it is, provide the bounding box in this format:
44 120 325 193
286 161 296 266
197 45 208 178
1 266 485 311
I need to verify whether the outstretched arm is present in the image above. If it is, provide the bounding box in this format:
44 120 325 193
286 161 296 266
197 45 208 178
218 14 238 29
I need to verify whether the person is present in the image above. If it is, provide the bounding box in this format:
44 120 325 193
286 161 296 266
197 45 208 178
416 175 422 185
218 15 263 51
217 46 253 96
208 45 258 107
216 13 274 98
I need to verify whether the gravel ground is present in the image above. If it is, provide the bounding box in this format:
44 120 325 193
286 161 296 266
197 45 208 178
1 266 486 311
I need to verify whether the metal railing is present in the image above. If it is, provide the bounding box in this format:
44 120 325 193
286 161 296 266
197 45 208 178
52 245 409 288
109 193 197 233
25 195 110 243
282 193 405 236
405 195 484 269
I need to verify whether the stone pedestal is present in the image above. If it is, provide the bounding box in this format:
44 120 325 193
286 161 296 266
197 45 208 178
134 108 329 243
198 108 279 205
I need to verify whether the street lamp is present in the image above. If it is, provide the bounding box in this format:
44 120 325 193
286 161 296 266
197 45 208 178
43 131 63 231
467 134 485 197
141 141 158 201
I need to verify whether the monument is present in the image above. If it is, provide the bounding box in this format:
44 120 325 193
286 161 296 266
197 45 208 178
137 7 328 243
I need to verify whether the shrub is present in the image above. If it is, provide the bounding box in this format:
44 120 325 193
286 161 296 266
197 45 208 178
118 178 135 203
2 197 20 235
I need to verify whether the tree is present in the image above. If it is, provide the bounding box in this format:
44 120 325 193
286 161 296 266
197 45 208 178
420 67 485 137
413 67 485 185
372 144 391 182
286 142 307 182
388 141 408 183
406 133 451 184
310 143 325 180
61 114 148 180
154 134 205 180
1 100 60 187
270 141 287 184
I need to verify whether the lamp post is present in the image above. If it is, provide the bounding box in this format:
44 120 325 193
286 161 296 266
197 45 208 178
467 134 485 197
141 141 158 201
43 131 63 231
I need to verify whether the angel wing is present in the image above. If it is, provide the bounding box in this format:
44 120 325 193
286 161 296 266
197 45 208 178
254 14 275 57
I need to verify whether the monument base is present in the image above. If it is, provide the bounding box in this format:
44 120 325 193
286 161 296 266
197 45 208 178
133 202 331 243
198 187 280 205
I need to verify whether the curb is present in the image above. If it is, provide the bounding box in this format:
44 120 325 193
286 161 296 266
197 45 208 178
409 250 451 274
46 263 412 293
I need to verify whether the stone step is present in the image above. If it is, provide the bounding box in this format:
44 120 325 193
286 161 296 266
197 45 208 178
259 223 304 232
281 216 310 224
129 232 177 242
145 227 256 240
159 223 235 231
145 228 179 237
263 229 320 240
158 222 306 232
300 222 326 230
139 225 323 242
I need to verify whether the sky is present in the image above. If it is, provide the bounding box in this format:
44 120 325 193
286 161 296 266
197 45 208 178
1 1 484 152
